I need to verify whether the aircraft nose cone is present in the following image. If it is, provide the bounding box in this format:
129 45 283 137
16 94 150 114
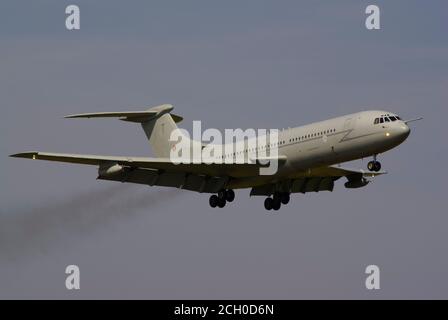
402 124 410 135
397 124 411 140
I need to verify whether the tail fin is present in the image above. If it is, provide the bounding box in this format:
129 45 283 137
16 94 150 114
65 104 187 157
140 105 183 157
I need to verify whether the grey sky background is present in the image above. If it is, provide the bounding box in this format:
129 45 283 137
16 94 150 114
0 1 447 299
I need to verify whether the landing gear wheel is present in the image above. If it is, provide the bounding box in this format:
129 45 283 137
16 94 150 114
373 161 381 172
368 160 382 172
209 195 218 208
280 193 290 205
264 198 273 210
218 190 226 200
217 198 226 208
272 199 281 211
225 189 235 202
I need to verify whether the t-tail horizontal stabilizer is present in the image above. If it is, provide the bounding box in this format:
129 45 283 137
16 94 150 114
64 104 183 123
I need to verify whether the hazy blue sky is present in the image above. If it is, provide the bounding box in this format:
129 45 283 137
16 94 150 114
1 1 447 299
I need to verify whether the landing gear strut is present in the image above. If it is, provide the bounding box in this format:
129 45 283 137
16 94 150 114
209 189 235 208
367 155 382 172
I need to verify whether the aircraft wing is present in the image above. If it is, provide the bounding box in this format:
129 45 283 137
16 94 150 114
11 151 288 193
314 164 387 178
250 155 287 165
10 151 266 178
250 164 386 196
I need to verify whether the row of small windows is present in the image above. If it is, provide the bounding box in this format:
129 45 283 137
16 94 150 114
222 142 284 159
289 128 336 143
374 115 401 124
220 128 337 159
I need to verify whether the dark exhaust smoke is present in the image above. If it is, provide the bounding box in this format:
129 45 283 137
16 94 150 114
0 184 182 263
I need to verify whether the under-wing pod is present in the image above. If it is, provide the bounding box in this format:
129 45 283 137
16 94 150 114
98 163 124 177
344 177 370 189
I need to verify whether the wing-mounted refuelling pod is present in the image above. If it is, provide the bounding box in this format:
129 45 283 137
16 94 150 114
344 176 370 189
98 163 124 178
344 170 384 189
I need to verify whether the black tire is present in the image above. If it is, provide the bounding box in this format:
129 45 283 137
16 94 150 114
374 161 381 172
218 190 226 200
272 199 281 211
225 189 235 202
264 198 273 210
217 198 226 208
280 193 290 205
209 195 218 208
367 161 375 171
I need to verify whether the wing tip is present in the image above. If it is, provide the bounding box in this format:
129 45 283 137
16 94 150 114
9 152 39 159
64 114 87 119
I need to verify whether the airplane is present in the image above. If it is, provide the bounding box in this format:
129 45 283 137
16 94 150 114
10 104 421 211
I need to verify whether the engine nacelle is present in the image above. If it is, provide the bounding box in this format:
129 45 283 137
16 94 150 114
344 178 370 189
98 163 123 177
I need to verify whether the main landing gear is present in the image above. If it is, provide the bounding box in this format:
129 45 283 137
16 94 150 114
367 154 382 172
209 189 235 208
264 192 290 211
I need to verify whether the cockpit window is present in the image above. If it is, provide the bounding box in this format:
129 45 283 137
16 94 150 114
376 115 402 123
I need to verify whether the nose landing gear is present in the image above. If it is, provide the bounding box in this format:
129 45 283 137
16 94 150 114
367 155 382 172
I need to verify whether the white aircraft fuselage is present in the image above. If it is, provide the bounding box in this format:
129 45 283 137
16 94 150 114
228 110 410 189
